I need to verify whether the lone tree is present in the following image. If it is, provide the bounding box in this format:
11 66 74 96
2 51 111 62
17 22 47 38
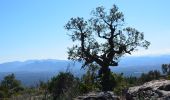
162 64 170 75
65 5 150 91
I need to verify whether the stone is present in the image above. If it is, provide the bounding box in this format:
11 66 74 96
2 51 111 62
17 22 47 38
74 91 120 100
126 79 170 100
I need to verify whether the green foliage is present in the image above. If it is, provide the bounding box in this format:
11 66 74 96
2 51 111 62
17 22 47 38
0 73 24 98
162 64 170 75
48 72 80 100
0 90 6 98
139 70 161 83
112 73 127 95
161 64 170 80
98 69 117 91
39 81 48 90
79 64 99 93
65 4 150 91
125 76 138 86
79 76 96 93
0 70 164 99
112 70 162 96
166 75 170 80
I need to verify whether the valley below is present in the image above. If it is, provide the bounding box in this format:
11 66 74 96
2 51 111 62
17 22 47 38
0 55 170 87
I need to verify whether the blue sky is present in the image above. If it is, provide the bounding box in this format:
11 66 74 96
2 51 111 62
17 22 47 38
0 0 170 63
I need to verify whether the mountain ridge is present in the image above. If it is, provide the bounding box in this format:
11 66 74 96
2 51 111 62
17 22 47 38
0 54 170 86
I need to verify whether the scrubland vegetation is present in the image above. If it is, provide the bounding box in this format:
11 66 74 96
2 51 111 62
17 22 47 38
0 64 170 100
1 3 169 100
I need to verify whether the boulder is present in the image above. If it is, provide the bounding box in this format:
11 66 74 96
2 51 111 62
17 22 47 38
126 79 170 100
74 91 120 100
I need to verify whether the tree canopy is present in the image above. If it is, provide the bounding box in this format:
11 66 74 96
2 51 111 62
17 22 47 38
0 74 23 97
65 4 150 91
65 5 150 68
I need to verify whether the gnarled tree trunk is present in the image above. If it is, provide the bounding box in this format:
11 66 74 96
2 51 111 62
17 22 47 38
99 66 115 91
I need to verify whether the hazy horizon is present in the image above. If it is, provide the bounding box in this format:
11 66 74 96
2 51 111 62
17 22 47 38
0 54 170 64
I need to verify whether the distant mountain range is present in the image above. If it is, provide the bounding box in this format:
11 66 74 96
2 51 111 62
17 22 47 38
0 55 170 86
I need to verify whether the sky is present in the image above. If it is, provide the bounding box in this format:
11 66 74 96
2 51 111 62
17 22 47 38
0 0 170 63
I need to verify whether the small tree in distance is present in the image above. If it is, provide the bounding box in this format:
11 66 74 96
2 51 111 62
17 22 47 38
162 64 170 75
0 74 23 97
65 5 150 91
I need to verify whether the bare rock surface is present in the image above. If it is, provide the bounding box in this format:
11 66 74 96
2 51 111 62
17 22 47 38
74 91 120 100
126 79 170 100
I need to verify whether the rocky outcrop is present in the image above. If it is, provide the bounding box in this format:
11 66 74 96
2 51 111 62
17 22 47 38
126 79 170 100
74 91 120 100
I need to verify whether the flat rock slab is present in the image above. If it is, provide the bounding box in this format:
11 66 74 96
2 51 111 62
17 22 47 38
74 91 120 100
126 79 170 100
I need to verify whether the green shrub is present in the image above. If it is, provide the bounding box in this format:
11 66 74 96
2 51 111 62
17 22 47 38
139 70 161 83
112 73 127 95
0 90 6 98
0 73 24 98
79 82 94 93
48 72 79 100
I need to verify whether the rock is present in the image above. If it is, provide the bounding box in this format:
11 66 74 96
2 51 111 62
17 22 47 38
74 91 120 100
126 79 170 100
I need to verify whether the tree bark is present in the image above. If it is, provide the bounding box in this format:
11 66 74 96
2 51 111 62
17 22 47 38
98 65 114 91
